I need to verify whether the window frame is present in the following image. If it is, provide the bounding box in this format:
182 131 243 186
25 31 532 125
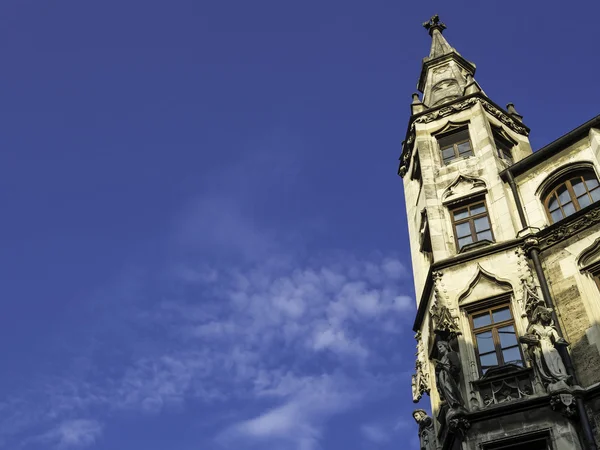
466 298 524 376
492 130 514 164
543 170 600 224
449 198 494 251
436 127 474 165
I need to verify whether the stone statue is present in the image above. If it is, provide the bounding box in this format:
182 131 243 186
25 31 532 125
519 306 570 388
434 340 465 410
412 409 435 450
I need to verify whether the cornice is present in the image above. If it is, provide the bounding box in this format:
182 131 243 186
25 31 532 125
538 203 600 251
398 94 530 178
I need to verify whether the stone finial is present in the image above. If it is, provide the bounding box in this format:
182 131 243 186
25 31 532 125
423 14 446 36
411 93 426 115
507 102 524 122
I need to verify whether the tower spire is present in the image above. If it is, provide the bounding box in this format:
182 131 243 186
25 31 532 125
417 15 478 109
422 15 454 59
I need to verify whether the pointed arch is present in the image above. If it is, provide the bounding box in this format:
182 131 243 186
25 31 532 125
458 264 514 305
431 119 470 137
442 174 487 203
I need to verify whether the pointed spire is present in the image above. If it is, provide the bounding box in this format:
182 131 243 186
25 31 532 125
417 15 477 107
411 92 426 115
423 15 455 59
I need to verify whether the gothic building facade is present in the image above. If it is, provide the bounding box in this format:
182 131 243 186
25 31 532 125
400 16 600 450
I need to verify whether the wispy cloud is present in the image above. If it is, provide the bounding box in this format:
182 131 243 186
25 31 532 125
35 419 103 449
1 138 415 450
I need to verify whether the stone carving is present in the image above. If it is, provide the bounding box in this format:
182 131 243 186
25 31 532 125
519 306 571 390
447 416 470 436
441 174 486 201
474 364 533 408
480 101 528 135
398 96 529 177
412 361 430 403
540 206 600 249
413 409 435 450
430 282 461 338
422 14 446 33
434 340 465 409
550 393 577 418
522 279 544 319
412 332 431 403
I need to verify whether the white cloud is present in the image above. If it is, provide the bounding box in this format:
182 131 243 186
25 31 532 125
219 375 361 450
38 419 103 448
0 141 415 450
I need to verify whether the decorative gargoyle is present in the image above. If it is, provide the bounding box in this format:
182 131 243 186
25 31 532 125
412 409 436 450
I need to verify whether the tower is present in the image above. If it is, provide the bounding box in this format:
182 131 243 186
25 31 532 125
400 15 600 450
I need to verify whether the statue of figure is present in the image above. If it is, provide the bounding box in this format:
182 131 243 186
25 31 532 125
519 306 570 387
434 340 465 410
412 409 435 450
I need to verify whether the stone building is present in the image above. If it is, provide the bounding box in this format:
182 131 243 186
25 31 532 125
400 15 600 450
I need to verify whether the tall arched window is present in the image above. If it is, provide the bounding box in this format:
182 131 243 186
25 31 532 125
544 170 600 223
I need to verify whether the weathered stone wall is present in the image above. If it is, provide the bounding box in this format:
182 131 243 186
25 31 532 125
541 226 600 387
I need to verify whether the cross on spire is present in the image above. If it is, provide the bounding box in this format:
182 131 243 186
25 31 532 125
422 14 446 36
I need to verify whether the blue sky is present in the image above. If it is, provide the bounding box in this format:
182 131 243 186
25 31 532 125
1 1 599 449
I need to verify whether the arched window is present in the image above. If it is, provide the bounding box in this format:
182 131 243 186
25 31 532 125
544 170 600 223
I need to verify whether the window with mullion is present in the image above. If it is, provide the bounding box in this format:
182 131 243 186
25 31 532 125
545 171 600 223
471 305 523 375
451 200 494 250
437 128 474 164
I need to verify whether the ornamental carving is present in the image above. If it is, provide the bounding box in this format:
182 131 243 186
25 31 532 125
398 96 529 177
539 206 600 249
550 393 577 418
412 332 431 403
474 365 534 408
430 273 461 338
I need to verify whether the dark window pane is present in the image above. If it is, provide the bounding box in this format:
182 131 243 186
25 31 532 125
591 188 600 202
578 194 592 208
551 209 564 222
498 325 518 347
547 196 559 211
453 208 469 220
438 129 470 149
455 222 471 238
457 141 472 155
502 347 522 365
557 186 571 205
492 308 511 323
470 203 486 215
473 313 491 328
476 331 495 353
476 230 493 242
458 236 473 249
562 202 576 216
442 147 455 161
474 216 490 232
480 352 498 368
572 179 587 196
585 173 600 189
